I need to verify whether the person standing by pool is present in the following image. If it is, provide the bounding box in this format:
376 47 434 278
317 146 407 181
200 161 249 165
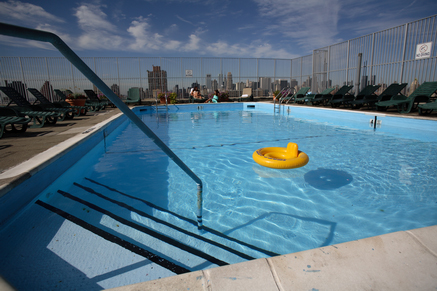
205 90 219 103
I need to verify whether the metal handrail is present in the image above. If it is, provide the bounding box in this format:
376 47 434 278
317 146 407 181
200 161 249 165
0 22 204 228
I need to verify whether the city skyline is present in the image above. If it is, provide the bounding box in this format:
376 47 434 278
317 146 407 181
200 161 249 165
0 0 436 59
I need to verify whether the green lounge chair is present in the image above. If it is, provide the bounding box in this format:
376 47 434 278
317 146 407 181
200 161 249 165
27 88 75 120
355 83 407 109
0 86 60 128
418 99 437 115
0 107 31 139
375 81 437 113
84 89 108 110
280 87 310 104
54 89 89 115
348 85 381 109
301 87 335 105
125 87 141 105
326 85 354 107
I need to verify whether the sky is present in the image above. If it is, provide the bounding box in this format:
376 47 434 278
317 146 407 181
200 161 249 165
0 0 436 59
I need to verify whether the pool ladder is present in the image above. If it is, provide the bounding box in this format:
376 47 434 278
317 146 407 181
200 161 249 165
274 87 291 113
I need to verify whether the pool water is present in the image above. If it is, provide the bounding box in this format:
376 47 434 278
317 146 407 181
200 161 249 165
40 104 437 261
1 103 436 290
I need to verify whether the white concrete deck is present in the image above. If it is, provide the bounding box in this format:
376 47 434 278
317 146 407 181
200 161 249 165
107 225 437 290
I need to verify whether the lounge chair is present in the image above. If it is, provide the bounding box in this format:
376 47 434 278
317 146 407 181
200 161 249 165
54 89 89 115
375 81 437 113
327 85 354 107
125 88 141 105
418 98 437 115
280 87 310 104
301 88 335 105
348 85 381 109
27 88 75 120
238 88 253 102
84 89 108 110
0 107 31 139
0 86 60 127
351 83 407 109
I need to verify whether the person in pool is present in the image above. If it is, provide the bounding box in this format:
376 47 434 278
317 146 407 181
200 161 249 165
205 90 219 103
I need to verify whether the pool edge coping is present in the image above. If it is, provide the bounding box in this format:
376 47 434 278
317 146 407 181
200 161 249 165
0 112 124 199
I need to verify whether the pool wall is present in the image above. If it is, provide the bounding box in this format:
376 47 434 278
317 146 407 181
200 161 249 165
0 113 126 227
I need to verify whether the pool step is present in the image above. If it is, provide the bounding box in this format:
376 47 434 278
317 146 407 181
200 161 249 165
38 189 226 274
39 179 276 273
77 178 279 260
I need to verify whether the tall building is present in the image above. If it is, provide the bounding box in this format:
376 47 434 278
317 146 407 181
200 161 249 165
147 66 168 92
111 84 120 97
218 73 223 88
259 77 271 92
206 74 211 90
211 79 218 91
40 81 53 101
226 72 233 91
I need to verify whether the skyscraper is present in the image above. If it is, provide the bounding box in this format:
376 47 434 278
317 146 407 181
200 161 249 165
147 66 168 92
226 72 233 91
206 74 211 90
218 73 223 88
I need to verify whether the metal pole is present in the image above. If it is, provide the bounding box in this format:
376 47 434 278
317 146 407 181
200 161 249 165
0 22 204 228
355 53 362 93
400 23 409 84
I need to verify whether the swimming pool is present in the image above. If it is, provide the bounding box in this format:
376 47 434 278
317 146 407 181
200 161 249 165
1 103 436 290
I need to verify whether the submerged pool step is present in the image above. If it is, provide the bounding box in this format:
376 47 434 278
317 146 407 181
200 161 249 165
39 190 226 273
78 178 279 259
39 179 276 271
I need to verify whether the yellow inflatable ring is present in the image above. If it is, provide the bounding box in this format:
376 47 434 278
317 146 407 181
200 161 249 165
253 142 309 169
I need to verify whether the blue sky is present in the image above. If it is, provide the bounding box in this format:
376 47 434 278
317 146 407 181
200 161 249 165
0 0 436 59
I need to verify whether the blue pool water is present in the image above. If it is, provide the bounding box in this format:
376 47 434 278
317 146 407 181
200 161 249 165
1 103 437 289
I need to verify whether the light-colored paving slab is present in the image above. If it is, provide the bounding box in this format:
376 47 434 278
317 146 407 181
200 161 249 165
106 225 437 291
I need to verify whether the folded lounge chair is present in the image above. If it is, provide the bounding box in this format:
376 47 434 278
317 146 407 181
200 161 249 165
0 86 60 128
348 85 381 109
280 87 310 104
27 88 75 120
301 87 335 105
0 107 31 139
375 81 437 113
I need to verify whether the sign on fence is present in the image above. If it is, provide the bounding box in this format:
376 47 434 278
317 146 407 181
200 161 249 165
415 42 432 59
185 70 193 77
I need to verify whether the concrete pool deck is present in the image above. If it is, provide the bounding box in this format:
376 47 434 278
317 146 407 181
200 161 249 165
0 102 436 290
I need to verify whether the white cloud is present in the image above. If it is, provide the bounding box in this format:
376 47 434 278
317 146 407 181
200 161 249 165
205 40 297 59
253 0 342 52
127 17 165 51
182 34 202 52
0 0 64 25
75 4 117 32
